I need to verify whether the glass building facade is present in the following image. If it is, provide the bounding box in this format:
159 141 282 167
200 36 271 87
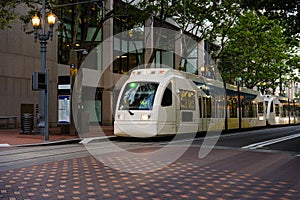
56 0 202 125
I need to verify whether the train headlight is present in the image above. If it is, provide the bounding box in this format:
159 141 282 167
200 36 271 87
117 114 125 120
141 114 151 120
258 116 264 121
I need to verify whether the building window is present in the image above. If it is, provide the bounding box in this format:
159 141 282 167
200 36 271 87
181 37 198 74
113 17 144 74
57 4 102 66
155 50 174 68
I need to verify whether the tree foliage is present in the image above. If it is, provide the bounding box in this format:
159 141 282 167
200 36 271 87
0 0 39 29
219 11 298 92
241 0 300 38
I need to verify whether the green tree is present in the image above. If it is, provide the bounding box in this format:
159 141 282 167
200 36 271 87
219 11 297 91
241 0 299 38
0 0 38 29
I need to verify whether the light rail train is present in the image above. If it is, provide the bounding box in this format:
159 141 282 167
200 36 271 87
114 68 300 137
264 95 300 125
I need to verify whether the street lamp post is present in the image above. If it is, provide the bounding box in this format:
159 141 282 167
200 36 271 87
32 0 56 141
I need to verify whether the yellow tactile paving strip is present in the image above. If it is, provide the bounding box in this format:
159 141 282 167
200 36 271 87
0 149 300 199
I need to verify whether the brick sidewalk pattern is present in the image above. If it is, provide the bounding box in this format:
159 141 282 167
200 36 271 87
0 126 113 146
0 147 300 199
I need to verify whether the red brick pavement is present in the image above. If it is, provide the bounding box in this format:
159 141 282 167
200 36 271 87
0 126 113 146
0 147 300 199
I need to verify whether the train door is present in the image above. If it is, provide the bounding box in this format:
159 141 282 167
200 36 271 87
268 99 280 125
157 81 176 135
198 96 205 132
174 77 198 134
202 96 211 131
289 100 295 124
274 102 281 124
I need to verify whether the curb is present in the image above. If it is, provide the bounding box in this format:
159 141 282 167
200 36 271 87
13 138 83 147
10 136 117 147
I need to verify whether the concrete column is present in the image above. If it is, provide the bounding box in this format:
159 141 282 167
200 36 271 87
144 19 154 68
174 30 182 70
101 0 114 125
102 91 113 125
198 40 205 75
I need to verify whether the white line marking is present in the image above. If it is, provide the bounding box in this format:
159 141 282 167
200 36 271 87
242 133 300 150
0 144 11 147
79 136 115 144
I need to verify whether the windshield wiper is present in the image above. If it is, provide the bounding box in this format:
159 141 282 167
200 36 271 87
128 110 134 115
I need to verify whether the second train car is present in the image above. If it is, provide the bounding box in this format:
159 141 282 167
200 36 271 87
264 95 300 125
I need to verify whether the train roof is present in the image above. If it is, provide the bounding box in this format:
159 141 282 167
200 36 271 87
263 94 290 101
183 69 261 97
129 68 261 98
129 68 220 87
129 68 182 77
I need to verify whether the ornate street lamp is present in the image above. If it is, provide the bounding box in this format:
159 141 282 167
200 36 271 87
31 1 56 141
32 12 55 42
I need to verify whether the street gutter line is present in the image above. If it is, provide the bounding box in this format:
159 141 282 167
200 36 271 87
242 133 300 150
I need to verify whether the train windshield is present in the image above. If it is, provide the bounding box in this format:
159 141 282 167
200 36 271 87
119 82 159 110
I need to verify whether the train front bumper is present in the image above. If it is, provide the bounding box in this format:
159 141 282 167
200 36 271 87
114 121 158 137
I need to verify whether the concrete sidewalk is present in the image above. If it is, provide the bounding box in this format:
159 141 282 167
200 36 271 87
0 125 114 147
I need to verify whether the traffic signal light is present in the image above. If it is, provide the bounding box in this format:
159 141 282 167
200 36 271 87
70 64 78 76
32 72 46 90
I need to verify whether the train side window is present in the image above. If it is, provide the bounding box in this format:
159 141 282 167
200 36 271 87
228 98 237 118
208 98 212 117
270 102 274 113
161 83 172 107
199 97 202 118
242 100 256 118
216 99 225 118
258 102 264 114
253 103 258 117
281 105 287 117
242 100 250 118
290 105 294 116
211 97 215 118
180 90 195 110
203 97 211 118
275 104 280 116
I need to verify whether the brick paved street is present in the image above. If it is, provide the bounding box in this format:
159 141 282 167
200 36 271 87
0 146 300 200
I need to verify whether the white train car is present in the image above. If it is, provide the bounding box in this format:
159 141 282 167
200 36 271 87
114 68 267 137
114 68 207 137
264 95 296 125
